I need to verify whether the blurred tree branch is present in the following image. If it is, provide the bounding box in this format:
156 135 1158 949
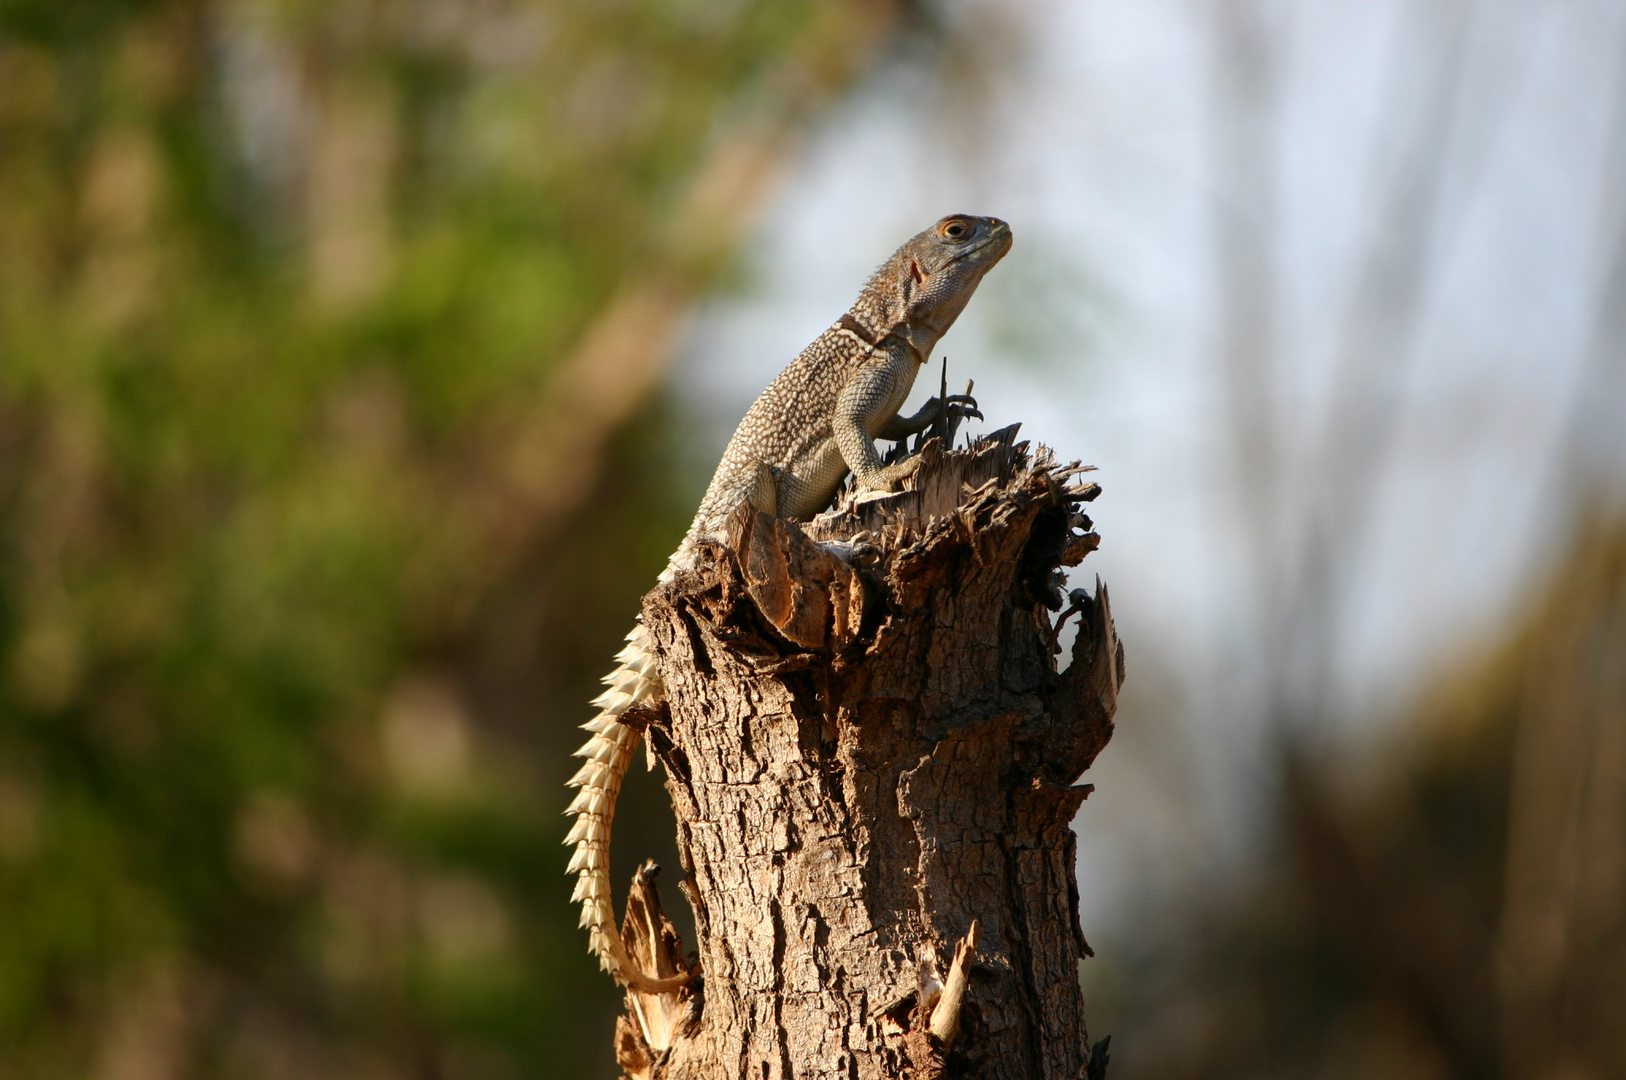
479 1 916 584
1556 15 1626 512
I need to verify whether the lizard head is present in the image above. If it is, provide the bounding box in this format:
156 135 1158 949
868 215 1013 358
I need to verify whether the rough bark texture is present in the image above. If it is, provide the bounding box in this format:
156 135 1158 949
619 429 1122 1080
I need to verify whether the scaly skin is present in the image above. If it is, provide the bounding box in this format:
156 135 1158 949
564 215 1012 991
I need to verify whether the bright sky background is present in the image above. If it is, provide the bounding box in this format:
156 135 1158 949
672 0 1626 933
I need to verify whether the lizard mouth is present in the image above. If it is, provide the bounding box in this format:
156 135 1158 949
956 221 1013 264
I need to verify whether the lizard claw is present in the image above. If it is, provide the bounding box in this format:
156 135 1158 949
863 454 922 492
915 391 982 454
941 394 982 424
921 394 982 424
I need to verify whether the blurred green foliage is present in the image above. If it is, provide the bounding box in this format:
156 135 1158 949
0 1 854 1076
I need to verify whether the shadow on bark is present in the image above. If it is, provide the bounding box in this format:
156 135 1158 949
617 428 1122 1079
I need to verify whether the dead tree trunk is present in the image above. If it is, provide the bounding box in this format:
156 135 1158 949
616 429 1122 1080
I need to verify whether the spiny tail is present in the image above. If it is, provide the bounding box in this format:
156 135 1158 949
564 621 690 992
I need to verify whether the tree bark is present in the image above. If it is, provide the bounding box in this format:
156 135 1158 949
617 429 1122 1080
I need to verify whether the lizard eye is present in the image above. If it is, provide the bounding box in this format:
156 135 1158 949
941 219 970 240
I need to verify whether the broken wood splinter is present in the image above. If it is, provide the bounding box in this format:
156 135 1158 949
927 919 981 1046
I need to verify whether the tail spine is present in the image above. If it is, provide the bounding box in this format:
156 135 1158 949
564 621 690 992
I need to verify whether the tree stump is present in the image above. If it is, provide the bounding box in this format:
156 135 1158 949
616 428 1122 1080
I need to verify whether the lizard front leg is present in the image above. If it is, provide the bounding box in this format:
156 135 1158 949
832 352 930 491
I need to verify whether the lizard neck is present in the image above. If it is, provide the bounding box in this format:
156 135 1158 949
899 321 940 365
838 302 935 366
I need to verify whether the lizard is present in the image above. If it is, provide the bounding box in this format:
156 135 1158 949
564 214 1013 992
